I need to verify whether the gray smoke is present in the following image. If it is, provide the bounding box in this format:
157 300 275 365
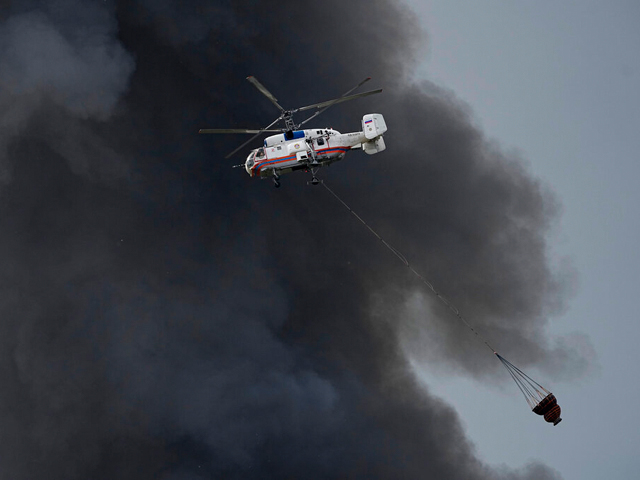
0 1 592 478
0 1 134 184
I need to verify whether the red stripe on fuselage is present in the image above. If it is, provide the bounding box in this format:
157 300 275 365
254 155 296 175
252 146 351 176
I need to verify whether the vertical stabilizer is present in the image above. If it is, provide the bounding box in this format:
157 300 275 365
362 113 387 139
362 113 387 154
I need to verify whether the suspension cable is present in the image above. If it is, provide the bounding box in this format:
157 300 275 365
320 179 498 354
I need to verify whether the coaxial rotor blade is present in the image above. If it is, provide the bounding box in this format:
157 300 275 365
199 128 281 134
297 77 373 128
347 76 372 94
224 116 283 159
224 134 264 159
246 76 285 112
294 88 382 113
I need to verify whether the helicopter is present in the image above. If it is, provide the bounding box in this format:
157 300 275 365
199 76 387 187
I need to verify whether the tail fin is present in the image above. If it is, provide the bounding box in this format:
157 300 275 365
362 114 387 154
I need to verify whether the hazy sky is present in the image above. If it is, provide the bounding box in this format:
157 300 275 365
406 1 640 479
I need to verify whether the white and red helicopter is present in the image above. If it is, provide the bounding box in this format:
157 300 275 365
199 76 387 187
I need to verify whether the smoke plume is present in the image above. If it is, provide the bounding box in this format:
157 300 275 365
0 1 590 478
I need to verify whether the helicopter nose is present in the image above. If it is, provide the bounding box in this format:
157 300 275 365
245 154 255 176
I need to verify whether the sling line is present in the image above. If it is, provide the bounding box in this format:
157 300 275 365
320 179 498 355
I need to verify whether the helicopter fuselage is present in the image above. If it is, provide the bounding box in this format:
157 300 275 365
245 113 387 179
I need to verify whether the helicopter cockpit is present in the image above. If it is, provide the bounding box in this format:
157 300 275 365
245 147 266 175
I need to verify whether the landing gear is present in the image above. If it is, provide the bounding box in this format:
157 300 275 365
307 167 320 186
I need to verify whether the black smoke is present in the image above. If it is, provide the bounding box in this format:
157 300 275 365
0 1 589 478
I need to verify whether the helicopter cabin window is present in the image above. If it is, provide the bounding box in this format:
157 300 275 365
317 137 325 146
316 130 322 135
276 146 282 150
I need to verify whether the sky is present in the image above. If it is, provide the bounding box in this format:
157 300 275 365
0 1 637 479
406 1 640 479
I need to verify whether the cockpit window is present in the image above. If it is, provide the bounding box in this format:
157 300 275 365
317 137 325 146
246 150 257 168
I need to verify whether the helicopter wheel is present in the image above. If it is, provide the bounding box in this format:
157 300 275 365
272 170 281 188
